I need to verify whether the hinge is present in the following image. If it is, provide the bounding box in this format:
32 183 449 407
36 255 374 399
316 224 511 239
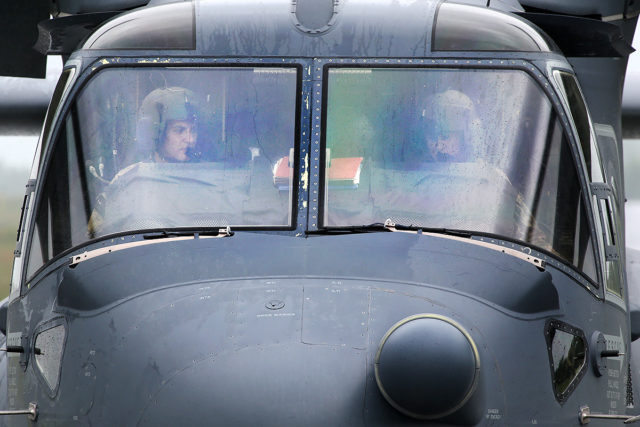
590 182 619 262
14 179 36 258
590 182 613 198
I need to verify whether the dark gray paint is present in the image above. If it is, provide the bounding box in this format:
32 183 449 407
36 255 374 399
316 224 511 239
293 0 337 33
3 233 624 425
375 317 480 419
57 234 558 315
1 0 637 425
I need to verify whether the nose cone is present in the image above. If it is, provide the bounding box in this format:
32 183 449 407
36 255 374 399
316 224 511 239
374 314 480 419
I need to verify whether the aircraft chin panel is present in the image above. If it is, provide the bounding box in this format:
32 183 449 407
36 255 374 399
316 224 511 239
2 0 637 425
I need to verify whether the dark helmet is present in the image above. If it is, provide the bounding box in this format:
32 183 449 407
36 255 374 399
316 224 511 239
136 86 200 152
429 89 475 138
421 89 481 162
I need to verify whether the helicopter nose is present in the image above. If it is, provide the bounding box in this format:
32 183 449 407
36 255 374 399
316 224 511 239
374 314 480 420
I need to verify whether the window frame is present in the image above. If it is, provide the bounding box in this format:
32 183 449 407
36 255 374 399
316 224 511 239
10 66 76 301
21 58 309 293
315 58 602 294
552 70 624 302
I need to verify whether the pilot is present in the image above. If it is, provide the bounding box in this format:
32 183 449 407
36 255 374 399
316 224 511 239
137 86 200 163
423 89 480 162
88 87 201 236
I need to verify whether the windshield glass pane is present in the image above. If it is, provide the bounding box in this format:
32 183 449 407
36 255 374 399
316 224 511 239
76 67 296 236
29 66 296 269
324 67 597 279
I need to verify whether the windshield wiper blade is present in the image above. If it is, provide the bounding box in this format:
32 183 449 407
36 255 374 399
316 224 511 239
143 226 233 240
306 222 393 235
308 219 472 237
385 220 472 238
383 219 545 270
70 227 233 267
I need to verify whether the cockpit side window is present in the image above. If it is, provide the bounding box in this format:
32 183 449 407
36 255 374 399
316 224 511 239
322 67 598 282
25 65 298 280
38 68 74 168
555 71 604 183
555 71 624 296
27 114 85 279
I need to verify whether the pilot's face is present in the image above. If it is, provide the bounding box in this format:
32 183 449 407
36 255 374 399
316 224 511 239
159 119 198 162
428 132 462 162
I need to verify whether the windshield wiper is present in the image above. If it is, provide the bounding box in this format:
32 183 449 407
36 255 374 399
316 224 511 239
143 226 233 240
307 219 471 238
384 220 472 238
70 227 233 267
309 219 471 237
308 220 544 270
384 220 545 270
306 222 393 235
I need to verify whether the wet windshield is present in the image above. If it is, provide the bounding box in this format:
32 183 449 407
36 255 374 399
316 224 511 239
324 67 597 279
81 66 296 233
27 66 297 276
77 67 296 234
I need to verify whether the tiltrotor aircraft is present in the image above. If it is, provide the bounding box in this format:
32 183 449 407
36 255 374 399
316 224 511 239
1 0 640 425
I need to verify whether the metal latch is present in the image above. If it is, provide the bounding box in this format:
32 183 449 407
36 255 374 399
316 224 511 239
590 182 613 199
218 226 232 237
0 402 38 421
579 406 640 424
6 333 30 370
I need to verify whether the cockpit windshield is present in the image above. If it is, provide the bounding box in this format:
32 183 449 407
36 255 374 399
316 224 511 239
324 67 597 280
27 66 297 277
27 63 598 284
77 67 296 234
